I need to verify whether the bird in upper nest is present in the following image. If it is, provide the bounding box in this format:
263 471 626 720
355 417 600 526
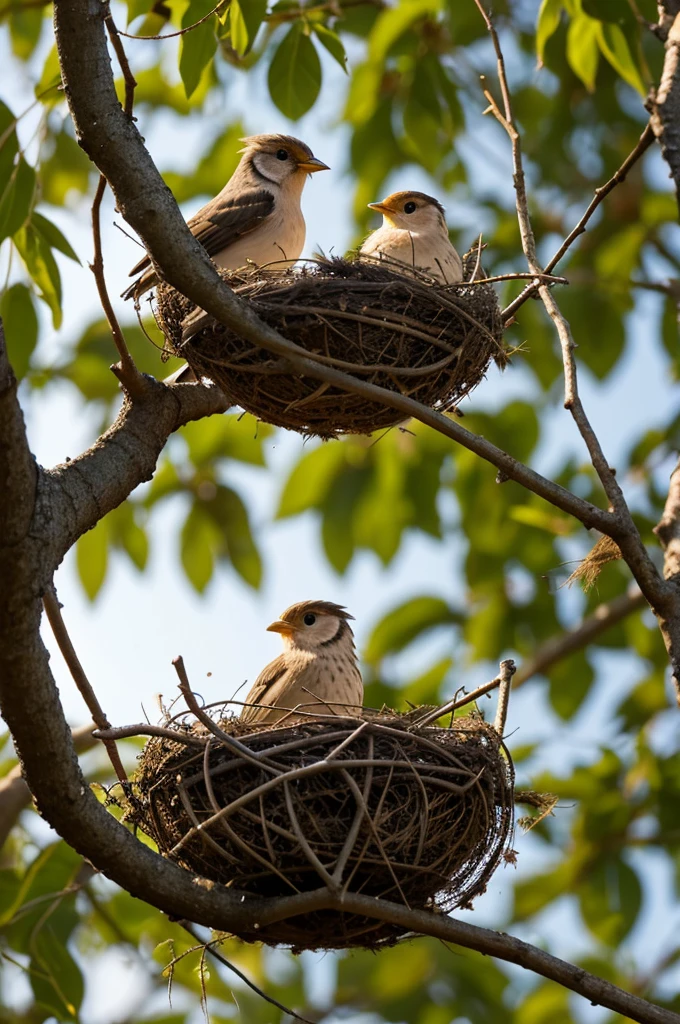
121 133 329 302
359 190 463 285
240 601 364 725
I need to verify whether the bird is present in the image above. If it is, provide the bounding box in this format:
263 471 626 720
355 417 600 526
240 601 363 726
359 190 463 285
121 133 329 301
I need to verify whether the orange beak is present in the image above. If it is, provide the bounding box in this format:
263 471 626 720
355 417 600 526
266 619 296 637
298 157 330 173
367 201 392 215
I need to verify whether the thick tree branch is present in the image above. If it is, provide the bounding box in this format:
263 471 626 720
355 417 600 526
655 457 680 582
49 0 621 538
649 8 680 215
44 375 228 562
0 321 37 548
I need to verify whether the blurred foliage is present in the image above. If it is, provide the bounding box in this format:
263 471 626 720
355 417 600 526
1 0 680 1021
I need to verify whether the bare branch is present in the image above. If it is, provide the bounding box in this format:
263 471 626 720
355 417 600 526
655 457 680 582
43 585 127 784
649 10 680 216
0 320 37 548
513 588 647 688
502 123 656 321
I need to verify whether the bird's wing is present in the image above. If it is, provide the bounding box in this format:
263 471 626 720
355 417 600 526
241 654 289 723
126 188 276 280
187 188 275 258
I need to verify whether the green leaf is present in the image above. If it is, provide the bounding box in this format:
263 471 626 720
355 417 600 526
582 0 636 25
209 486 262 588
39 127 93 206
2 842 82 948
313 24 348 73
548 649 594 719
0 283 38 379
76 521 109 600
30 928 84 1022
365 596 458 664
9 3 44 60
31 212 80 262
228 0 266 55
181 413 271 467
0 102 19 196
517 982 570 1024
178 0 218 99
14 223 62 328
35 45 63 104
277 442 346 517
368 0 441 62
579 857 642 946
536 0 563 64
566 12 600 91
180 502 220 593
662 296 679 379
0 157 36 244
268 23 322 120
596 22 645 95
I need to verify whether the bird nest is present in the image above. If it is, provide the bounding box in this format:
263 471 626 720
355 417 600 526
127 710 514 951
154 253 506 439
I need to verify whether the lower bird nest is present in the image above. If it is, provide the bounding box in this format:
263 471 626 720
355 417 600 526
155 254 506 438
128 710 514 951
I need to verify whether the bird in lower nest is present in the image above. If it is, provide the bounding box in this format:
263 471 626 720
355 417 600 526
240 601 363 725
359 190 463 285
122 134 329 301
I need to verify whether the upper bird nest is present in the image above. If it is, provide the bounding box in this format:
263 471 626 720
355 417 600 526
155 252 506 439
127 709 514 952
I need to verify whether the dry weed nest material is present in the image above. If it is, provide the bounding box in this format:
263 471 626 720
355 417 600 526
129 711 515 951
155 254 506 438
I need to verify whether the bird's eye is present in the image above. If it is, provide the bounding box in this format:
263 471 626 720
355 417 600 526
404 201 417 214
276 149 289 161
303 613 316 626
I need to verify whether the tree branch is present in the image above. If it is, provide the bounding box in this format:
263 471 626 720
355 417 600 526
49 0 622 538
655 457 680 582
513 587 647 688
43 375 228 562
649 8 680 215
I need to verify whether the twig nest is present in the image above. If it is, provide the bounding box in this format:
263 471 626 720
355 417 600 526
129 711 514 951
155 255 505 439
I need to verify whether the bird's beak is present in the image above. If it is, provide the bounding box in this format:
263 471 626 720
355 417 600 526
297 157 330 173
266 619 297 636
367 201 392 215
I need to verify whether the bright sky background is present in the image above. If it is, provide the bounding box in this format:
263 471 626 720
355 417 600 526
2 9 680 1021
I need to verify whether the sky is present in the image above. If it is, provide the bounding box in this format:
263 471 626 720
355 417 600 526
2 7 680 1021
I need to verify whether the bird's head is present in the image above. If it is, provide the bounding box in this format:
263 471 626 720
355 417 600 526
266 600 355 652
368 190 447 233
240 134 329 187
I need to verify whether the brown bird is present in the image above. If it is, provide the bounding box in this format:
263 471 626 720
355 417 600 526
360 190 463 284
240 601 363 725
122 133 329 301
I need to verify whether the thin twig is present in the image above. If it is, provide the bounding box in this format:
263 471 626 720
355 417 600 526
90 174 143 393
42 586 127 784
414 675 506 728
179 921 315 1024
493 660 515 736
502 123 655 321
172 656 282 774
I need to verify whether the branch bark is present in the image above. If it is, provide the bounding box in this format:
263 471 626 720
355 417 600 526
650 8 680 216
